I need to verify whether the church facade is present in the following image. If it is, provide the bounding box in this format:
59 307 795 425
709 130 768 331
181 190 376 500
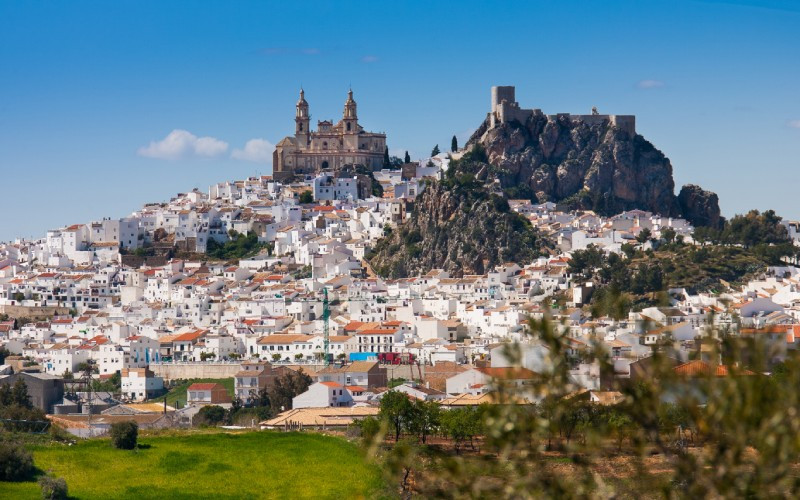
272 89 387 181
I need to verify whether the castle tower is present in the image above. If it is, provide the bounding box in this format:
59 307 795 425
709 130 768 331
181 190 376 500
295 88 310 145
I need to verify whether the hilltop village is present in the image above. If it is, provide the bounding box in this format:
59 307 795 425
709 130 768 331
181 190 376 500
2 160 800 432
2 89 800 435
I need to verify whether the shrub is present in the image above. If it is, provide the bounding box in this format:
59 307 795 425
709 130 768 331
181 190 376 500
299 190 313 204
38 475 68 500
0 441 35 481
193 405 226 427
109 421 138 450
48 423 73 443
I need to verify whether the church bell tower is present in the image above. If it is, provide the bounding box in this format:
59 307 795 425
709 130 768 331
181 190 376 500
342 89 358 150
295 88 310 145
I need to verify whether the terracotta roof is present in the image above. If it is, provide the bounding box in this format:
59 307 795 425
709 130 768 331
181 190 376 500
673 360 755 377
474 367 538 379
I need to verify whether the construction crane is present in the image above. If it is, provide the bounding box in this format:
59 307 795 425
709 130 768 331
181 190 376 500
285 289 426 366
322 287 330 365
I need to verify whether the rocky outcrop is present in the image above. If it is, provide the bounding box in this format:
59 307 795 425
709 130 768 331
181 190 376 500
678 184 723 229
367 175 548 278
467 113 721 227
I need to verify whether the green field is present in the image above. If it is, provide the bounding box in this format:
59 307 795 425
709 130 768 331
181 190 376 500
1 431 383 499
149 378 235 408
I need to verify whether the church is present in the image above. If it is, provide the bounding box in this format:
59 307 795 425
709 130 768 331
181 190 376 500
272 89 387 181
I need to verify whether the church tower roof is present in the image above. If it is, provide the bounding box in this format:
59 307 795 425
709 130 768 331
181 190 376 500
297 88 308 107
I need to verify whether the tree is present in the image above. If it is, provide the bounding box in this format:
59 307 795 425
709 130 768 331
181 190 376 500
379 390 413 441
251 387 271 409
440 406 483 452
109 421 138 449
0 383 11 406
431 144 440 157
383 146 391 168
271 353 281 362
11 378 32 408
294 353 303 361
404 151 411 164
268 369 313 412
356 415 383 442
451 135 458 152
194 405 226 426
93 370 121 393
39 475 68 500
408 400 441 444
0 441 35 481
636 228 652 244
299 190 313 204
661 227 677 244
199 352 216 362
225 397 243 425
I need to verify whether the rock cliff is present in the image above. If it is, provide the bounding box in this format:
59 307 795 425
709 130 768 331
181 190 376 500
467 113 723 228
677 184 723 229
367 153 549 278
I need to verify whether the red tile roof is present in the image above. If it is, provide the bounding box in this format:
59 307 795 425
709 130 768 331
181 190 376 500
673 360 755 377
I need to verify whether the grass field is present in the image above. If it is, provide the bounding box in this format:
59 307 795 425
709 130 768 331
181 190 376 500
149 378 235 408
1 431 384 499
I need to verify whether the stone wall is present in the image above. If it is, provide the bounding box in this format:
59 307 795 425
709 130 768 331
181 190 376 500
0 305 71 319
149 363 242 381
150 362 425 382
489 85 636 135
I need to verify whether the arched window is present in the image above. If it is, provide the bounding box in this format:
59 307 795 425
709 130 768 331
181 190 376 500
323 141 328 149
346 122 351 131
299 123 303 131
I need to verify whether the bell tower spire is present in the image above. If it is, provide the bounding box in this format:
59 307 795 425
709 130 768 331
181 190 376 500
295 88 310 144
342 88 358 137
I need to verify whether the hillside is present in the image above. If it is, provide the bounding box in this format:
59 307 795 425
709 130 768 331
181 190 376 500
569 210 797 313
149 378 235 408
368 148 550 278
467 111 723 228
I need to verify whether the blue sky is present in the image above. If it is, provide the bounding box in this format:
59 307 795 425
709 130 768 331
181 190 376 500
1 0 798 241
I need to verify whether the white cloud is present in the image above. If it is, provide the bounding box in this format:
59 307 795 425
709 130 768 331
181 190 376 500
787 120 800 129
361 55 379 63
138 129 228 160
636 79 664 89
231 138 275 164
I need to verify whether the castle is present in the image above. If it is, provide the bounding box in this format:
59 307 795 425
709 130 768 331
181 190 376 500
272 89 387 181
489 86 636 135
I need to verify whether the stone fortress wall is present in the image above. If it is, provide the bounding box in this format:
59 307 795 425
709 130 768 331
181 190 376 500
489 86 636 135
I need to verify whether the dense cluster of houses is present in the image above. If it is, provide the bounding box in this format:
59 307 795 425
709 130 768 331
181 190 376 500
3 162 800 433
